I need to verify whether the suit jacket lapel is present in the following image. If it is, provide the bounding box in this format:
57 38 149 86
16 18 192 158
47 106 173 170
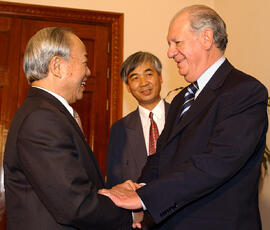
29 87 86 143
164 101 170 117
28 87 104 184
167 59 234 144
151 100 172 151
125 109 147 170
157 95 184 149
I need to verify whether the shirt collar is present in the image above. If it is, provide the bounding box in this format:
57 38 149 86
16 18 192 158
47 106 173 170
139 99 164 120
32 86 74 116
197 56 226 94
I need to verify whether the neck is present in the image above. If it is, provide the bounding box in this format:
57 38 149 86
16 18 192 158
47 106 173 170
195 49 223 81
140 98 162 111
207 47 224 68
32 78 67 102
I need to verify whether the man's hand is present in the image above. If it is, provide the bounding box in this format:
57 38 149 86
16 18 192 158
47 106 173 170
98 180 143 210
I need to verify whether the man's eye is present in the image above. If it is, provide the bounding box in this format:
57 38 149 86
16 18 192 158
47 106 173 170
175 41 183 46
130 76 138 81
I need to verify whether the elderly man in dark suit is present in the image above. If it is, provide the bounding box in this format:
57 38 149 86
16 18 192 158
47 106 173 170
3 27 136 230
99 5 268 230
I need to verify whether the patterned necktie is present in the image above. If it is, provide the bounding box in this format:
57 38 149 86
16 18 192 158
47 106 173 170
73 110 84 133
180 82 199 117
149 112 159 155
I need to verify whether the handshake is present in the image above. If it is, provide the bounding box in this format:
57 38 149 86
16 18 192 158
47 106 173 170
98 180 144 228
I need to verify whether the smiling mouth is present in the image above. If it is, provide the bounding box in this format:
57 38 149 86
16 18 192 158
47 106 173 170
176 58 186 68
141 89 152 96
81 79 87 87
176 58 185 64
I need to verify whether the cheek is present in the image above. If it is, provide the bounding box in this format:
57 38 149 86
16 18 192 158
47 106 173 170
128 83 139 92
130 87 139 95
176 43 186 54
156 81 162 92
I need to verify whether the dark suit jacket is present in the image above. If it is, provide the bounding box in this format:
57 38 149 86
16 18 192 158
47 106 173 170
4 87 132 230
106 101 170 188
137 59 268 230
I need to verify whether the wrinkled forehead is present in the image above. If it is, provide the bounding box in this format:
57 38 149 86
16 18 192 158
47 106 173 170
167 13 192 39
170 11 190 29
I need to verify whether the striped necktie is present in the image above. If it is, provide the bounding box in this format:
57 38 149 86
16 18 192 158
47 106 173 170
180 82 199 117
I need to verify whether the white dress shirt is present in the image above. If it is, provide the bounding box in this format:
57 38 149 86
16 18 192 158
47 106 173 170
138 99 166 155
196 56 226 98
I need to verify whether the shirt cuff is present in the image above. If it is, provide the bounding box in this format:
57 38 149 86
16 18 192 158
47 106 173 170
138 183 147 210
140 197 147 210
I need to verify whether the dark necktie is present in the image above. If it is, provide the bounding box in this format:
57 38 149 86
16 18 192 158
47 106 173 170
149 112 159 155
180 82 199 117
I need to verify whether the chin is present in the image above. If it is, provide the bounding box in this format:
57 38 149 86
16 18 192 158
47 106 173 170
77 91 84 99
183 76 194 83
140 95 154 102
76 95 84 101
178 68 187 76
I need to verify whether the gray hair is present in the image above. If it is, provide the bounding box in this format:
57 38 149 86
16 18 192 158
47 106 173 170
120 51 162 84
176 5 228 52
23 27 74 83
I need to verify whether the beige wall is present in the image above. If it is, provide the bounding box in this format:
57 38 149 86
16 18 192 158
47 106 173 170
4 0 270 228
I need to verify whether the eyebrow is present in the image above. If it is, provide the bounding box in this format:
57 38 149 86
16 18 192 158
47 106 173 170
128 68 154 78
144 68 153 72
129 73 138 78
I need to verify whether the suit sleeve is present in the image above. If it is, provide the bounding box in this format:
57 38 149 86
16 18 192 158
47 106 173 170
17 109 132 229
106 123 125 188
137 80 268 224
138 151 160 183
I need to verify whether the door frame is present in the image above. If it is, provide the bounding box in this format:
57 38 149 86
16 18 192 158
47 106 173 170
0 0 123 125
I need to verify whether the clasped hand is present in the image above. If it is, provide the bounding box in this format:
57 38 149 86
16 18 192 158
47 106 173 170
98 180 143 228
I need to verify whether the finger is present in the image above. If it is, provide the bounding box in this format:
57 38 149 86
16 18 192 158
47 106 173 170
112 182 132 191
125 180 137 191
97 189 106 194
98 191 122 207
134 183 142 189
132 222 142 229
98 189 110 196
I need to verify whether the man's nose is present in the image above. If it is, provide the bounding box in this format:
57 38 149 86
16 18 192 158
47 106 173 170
167 45 177 58
139 75 149 86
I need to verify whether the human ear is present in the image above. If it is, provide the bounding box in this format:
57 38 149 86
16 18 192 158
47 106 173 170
200 28 214 50
126 83 131 93
49 56 64 79
157 74 163 85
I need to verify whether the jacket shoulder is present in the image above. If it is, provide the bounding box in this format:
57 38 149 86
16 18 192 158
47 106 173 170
110 109 139 129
